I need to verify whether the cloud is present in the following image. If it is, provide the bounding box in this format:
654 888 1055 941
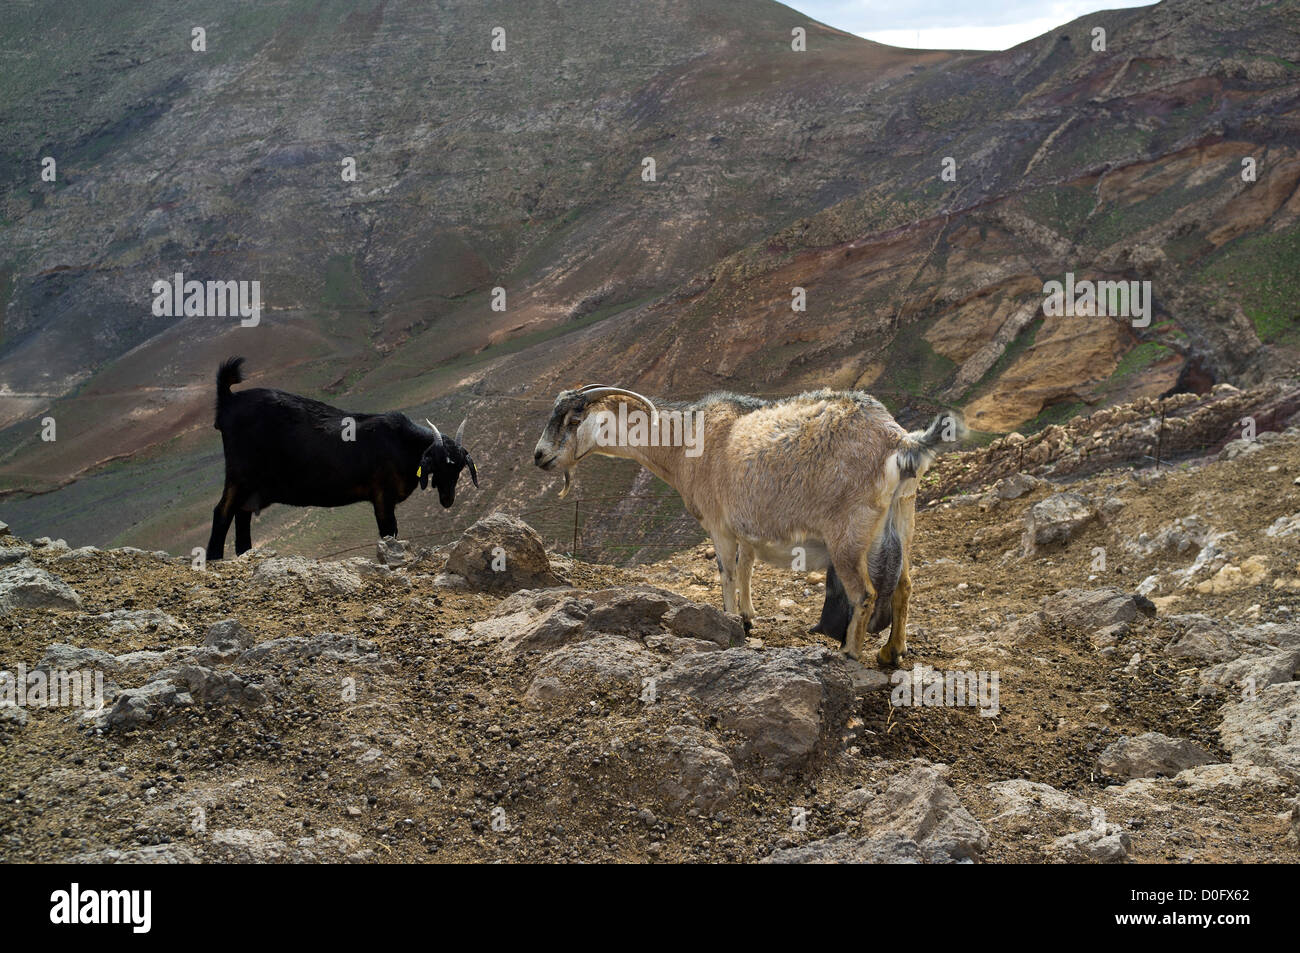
792 0 1155 50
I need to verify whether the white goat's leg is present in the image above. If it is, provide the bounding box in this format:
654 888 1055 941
736 541 756 630
830 547 874 662
711 532 739 615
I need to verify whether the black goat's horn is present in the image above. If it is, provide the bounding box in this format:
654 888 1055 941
455 417 467 444
425 418 444 444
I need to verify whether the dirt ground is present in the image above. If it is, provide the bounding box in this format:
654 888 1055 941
1 432 1298 863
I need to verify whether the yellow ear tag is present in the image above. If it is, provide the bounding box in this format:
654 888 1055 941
416 466 422 477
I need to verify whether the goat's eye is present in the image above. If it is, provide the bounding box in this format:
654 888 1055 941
567 414 583 428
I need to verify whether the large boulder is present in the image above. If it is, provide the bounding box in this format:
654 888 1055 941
1022 492 1096 555
585 586 740 646
985 779 1093 831
0 562 81 611
98 678 192 730
839 761 988 863
993 472 1044 501
94 608 188 638
1167 762 1290 793
1164 614 1242 662
207 828 289 863
176 665 268 708
523 635 659 706
239 632 376 664
251 556 362 595
762 831 922 864
1200 648 1300 693
38 643 120 673
1218 682 1300 780
1041 587 1154 632
473 585 741 655
293 827 376 863
640 726 739 814
584 587 681 634
445 513 561 591
473 592 594 654
1096 732 1216 779
203 618 255 654
376 536 409 567
659 646 853 776
67 845 200 864
1046 821 1131 863
98 665 268 730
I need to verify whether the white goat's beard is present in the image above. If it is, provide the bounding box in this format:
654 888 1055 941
558 468 574 499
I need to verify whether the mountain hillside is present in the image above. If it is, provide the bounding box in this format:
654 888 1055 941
0 0 1298 560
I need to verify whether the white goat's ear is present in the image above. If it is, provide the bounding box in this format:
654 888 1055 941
425 418 443 444
455 417 467 444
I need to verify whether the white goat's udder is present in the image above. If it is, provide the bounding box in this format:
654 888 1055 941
749 538 830 570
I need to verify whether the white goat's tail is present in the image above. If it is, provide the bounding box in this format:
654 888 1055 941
812 409 968 644
896 410 967 480
865 410 967 632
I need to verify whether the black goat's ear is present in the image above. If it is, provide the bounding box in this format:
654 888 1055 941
417 449 433 490
466 454 479 487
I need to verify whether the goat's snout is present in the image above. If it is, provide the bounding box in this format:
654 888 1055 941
534 446 553 468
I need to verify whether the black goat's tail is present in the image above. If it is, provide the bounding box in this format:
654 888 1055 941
215 357 245 427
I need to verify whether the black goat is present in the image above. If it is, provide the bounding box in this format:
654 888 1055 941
205 357 477 559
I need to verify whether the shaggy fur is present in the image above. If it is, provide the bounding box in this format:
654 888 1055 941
534 385 964 665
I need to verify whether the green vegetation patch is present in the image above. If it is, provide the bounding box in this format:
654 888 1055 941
1018 184 1096 239
872 317 958 400
1198 226 1300 344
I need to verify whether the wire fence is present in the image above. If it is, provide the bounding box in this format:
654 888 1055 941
317 386 1299 563
317 491 702 564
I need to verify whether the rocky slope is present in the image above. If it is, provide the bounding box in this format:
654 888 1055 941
1 0 1297 559
2 396 1299 863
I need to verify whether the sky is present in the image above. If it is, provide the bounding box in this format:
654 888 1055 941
790 0 1157 51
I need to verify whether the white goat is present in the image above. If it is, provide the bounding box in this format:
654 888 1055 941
533 384 963 665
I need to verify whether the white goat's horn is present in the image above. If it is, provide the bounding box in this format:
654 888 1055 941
578 386 659 418
425 418 443 443
455 417 467 444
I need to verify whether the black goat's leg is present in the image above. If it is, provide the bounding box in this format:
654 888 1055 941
206 484 239 561
234 509 253 555
373 498 398 539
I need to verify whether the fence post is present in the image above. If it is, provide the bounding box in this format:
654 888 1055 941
572 497 580 561
1155 407 1165 469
